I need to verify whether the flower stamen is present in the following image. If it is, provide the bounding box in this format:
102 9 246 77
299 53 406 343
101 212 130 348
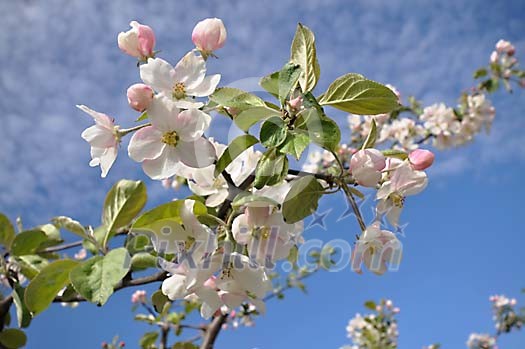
161 131 179 147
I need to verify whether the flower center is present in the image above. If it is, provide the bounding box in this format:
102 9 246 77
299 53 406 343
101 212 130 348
161 131 179 147
172 82 186 99
390 193 405 208
253 226 271 240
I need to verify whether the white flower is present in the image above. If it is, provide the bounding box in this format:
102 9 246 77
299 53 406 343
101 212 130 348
419 103 460 149
352 222 402 275
350 149 386 187
145 200 217 260
466 333 497 349
78 105 119 178
140 51 220 109
376 161 427 226
188 142 261 207
216 253 272 314
128 96 215 179
232 206 303 265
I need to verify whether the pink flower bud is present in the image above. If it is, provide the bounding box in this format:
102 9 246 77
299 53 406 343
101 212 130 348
490 51 499 64
350 149 386 187
127 83 153 112
118 21 156 59
495 39 515 55
288 96 303 110
192 18 227 53
408 149 434 170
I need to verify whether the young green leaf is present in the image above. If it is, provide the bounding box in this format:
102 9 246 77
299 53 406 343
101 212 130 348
290 23 320 93
102 180 147 248
210 87 266 111
69 247 131 306
295 108 341 152
254 148 289 189
140 331 159 349
25 259 79 314
319 73 399 114
11 230 50 256
232 192 280 208
278 132 310 160
12 285 31 328
51 216 90 240
0 213 15 249
382 149 408 160
0 329 27 349
260 117 288 148
214 135 259 177
278 63 301 105
260 71 280 97
131 200 208 231
234 106 280 131
361 118 377 149
282 175 324 223
131 252 157 271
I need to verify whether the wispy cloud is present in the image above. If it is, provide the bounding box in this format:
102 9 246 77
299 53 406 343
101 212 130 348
1 0 524 226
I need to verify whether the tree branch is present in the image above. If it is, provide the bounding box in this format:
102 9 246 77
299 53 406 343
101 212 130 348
200 314 228 349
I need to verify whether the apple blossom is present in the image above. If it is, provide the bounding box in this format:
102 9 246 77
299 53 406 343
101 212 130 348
419 103 460 150
128 96 215 179
126 83 153 112
192 18 227 54
466 333 497 349
131 290 147 304
350 149 386 187
496 39 515 55
352 222 402 275
140 51 220 109
408 149 434 170
232 205 303 266
117 21 156 60
376 161 427 226
78 105 120 178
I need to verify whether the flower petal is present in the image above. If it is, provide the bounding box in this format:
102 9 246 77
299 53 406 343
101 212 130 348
77 105 114 129
187 74 221 97
174 109 211 142
176 138 215 168
128 125 165 162
172 51 206 89
81 125 116 148
142 146 181 179
147 95 180 132
205 189 229 207
140 58 175 95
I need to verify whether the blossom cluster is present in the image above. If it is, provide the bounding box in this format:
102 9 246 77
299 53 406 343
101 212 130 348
489 294 522 334
466 333 497 349
343 299 399 349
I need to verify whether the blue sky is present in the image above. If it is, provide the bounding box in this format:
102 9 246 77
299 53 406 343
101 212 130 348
1 0 525 347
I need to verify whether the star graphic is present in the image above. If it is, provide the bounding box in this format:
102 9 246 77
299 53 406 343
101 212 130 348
337 193 370 222
306 209 332 230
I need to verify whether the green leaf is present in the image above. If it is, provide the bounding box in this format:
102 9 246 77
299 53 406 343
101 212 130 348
209 87 266 111
214 135 259 177
12 285 31 328
136 111 148 122
14 255 49 280
364 300 377 311
295 108 341 152
260 117 287 148
151 290 170 313
278 63 301 105
382 149 408 160
51 216 89 240
131 252 157 271
319 73 399 114
126 234 152 255
282 175 324 223
69 247 131 306
290 23 320 92
172 343 199 349
473 68 488 79
346 186 365 200
0 213 15 249
278 132 310 160
361 119 377 149
260 71 279 97
254 148 289 189
11 230 50 256
0 329 27 349
140 331 159 348
232 192 280 208
234 106 279 131
102 180 147 248
131 200 207 231
25 259 79 314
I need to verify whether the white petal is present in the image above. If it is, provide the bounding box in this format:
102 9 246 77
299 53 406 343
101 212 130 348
147 96 180 132
232 214 251 245
162 274 188 300
187 74 221 97
81 125 116 148
98 146 118 178
76 105 114 129
173 98 204 109
176 138 215 168
127 126 165 162
188 180 218 197
142 147 181 179
172 51 206 89
205 189 229 207
174 109 211 142
195 287 222 319
140 58 174 95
